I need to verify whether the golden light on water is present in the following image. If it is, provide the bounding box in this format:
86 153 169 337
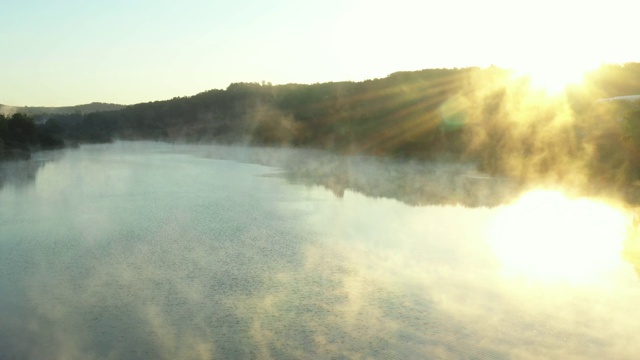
489 190 629 283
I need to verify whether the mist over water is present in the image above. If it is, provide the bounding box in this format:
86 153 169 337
1 142 640 359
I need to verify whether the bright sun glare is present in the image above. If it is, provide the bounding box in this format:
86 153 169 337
489 190 629 283
511 61 598 95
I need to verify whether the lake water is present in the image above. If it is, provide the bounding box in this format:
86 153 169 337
1 142 640 359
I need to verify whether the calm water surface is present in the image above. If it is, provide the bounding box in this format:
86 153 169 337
1 142 639 359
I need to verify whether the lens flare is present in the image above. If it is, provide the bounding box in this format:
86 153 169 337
488 190 629 283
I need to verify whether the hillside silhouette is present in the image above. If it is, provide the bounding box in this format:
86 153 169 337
4 64 640 196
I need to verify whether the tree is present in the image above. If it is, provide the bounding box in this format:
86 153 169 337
5 113 38 149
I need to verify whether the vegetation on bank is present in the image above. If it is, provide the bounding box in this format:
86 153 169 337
4 64 640 191
0 113 64 160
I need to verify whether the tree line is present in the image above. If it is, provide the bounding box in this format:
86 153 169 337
5 64 640 191
0 113 64 160
40 67 478 153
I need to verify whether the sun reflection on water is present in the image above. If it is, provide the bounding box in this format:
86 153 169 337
489 190 630 283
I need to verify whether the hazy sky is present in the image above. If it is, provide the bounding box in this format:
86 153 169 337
2 0 638 106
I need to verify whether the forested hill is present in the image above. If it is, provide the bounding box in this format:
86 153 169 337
7 64 640 190
45 67 480 151
0 102 125 120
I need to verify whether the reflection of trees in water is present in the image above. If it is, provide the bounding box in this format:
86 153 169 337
162 142 640 208
279 151 640 209
187 143 527 208
282 155 527 208
0 160 46 189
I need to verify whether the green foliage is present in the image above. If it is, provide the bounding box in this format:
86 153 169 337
0 113 66 160
6 113 38 148
41 69 463 154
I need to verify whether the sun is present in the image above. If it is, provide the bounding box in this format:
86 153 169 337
488 190 629 283
510 60 599 95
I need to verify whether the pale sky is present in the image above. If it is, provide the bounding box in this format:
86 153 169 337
1 0 638 106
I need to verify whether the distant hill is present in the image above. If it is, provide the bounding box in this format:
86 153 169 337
0 102 125 119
